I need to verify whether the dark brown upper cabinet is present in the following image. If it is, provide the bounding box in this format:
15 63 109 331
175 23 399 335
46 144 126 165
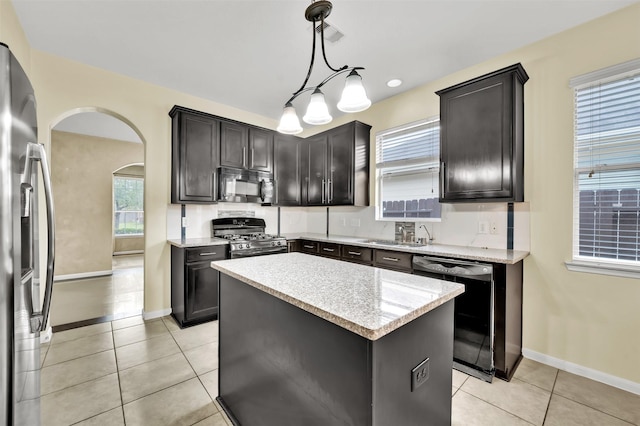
170 104 369 207
437 63 528 203
220 120 273 173
248 127 274 172
219 120 248 169
170 106 219 203
273 133 303 206
300 121 371 207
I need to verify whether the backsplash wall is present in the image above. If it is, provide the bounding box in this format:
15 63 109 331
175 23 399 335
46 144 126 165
167 202 530 251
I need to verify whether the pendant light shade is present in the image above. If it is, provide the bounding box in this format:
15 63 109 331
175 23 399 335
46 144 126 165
337 69 371 113
303 89 332 125
276 0 369 134
276 103 303 135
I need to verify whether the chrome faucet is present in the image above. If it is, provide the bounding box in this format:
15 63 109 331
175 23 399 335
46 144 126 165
399 225 408 243
419 225 434 244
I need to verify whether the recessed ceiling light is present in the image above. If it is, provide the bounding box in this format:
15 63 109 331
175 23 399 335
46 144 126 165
387 79 402 88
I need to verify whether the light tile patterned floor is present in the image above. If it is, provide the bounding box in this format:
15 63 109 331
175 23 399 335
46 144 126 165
40 316 640 426
50 255 144 327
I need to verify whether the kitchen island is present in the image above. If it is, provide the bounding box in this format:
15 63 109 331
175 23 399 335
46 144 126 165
210 253 464 426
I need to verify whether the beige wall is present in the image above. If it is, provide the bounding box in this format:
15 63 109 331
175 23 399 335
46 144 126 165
51 130 144 276
3 0 639 385
321 5 640 384
28 47 277 321
0 0 30 72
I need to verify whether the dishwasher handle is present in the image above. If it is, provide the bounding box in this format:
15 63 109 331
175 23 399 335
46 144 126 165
413 255 492 281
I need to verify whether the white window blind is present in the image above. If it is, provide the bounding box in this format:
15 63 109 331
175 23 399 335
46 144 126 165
571 59 640 266
376 118 441 220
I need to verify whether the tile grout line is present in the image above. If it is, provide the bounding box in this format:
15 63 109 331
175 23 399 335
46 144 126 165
165 316 224 422
550 370 638 425
164 316 228 425
110 319 128 425
540 368 559 425
456 388 538 425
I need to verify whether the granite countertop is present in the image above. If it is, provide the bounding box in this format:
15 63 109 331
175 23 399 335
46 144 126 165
211 252 464 341
167 237 230 248
282 233 529 264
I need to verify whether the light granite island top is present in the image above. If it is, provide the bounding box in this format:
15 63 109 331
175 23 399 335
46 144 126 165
210 252 464 340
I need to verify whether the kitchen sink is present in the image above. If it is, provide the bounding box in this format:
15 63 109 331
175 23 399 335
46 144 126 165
360 239 427 248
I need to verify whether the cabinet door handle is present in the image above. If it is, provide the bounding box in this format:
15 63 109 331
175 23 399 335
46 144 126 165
348 251 361 256
323 248 335 252
242 147 247 168
328 179 333 203
303 245 315 249
382 256 399 262
199 252 217 256
321 179 326 204
440 161 445 197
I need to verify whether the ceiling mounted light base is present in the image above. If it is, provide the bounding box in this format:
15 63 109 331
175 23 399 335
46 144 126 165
305 1 332 22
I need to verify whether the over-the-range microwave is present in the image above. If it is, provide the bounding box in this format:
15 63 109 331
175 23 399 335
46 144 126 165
218 167 274 204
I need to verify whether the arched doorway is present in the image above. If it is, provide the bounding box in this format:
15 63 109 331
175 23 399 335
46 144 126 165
48 108 146 329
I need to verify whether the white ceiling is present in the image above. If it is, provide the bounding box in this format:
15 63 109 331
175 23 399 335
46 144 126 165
12 0 637 132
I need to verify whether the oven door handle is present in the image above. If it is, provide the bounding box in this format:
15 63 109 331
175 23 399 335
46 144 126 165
231 246 287 258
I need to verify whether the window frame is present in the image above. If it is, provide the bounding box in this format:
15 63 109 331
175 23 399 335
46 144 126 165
375 117 442 222
113 175 144 237
566 58 640 279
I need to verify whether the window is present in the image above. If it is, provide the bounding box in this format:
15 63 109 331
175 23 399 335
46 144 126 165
570 59 640 272
114 176 144 236
376 118 441 220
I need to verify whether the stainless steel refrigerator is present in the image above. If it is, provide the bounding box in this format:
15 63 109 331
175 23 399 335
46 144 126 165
1 42 55 425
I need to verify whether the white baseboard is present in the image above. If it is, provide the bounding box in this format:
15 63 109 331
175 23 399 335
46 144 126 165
143 308 171 321
40 326 52 344
54 270 112 282
523 348 640 395
113 250 144 256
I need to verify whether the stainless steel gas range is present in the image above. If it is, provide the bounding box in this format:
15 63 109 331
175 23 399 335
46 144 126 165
211 217 287 258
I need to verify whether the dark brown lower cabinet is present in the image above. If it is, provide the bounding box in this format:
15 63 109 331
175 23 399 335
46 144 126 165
493 261 523 381
171 245 228 328
287 238 523 380
341 245 373 265
318 242 341 258
373 249 413 272
299 240 320 255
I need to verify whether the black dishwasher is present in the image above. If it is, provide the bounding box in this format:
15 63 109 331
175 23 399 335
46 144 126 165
413 255 495 382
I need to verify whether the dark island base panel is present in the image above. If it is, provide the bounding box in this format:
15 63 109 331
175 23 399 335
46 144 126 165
218 274 454 426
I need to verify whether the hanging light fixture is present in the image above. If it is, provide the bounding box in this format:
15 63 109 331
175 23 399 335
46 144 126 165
276 0 371 135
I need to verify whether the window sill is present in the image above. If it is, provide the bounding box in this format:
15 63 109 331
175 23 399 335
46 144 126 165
375 217 442 223
565 260 640 279
114 234 144 239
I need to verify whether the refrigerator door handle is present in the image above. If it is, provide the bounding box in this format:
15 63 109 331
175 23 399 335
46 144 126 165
23 143 56 333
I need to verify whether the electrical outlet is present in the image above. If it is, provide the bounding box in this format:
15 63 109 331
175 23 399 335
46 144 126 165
478 221 488 234
490 222 497 234
411 357 430 391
